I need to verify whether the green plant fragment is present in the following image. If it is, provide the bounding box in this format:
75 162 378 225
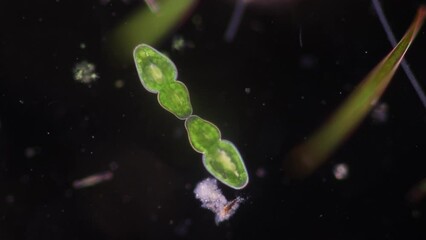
286 6 426 179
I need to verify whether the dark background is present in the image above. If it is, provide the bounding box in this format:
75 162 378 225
1 0 426 239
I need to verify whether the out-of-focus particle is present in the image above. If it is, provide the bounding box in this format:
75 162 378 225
411 210 421 218
25 148 35 158
150 213 159 222
73 171 113 189
191 15 203 30
194 178 244 224
184 183 192 190
333 163 349 180
299 54 317 69
64 189 73 198
244 88 251 94
122 195 132 204
174 218 192 237
73 60 99 85
5 195 15 204
25 146 41 159
172 35 185 51
80 43 86 49
371 102 389 123
114 79 125 89
109 161 119 171
255 167 266 178
407 178 426 204
20 174 30 184
171 35 194 51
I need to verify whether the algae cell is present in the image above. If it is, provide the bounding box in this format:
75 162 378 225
133 44 249 189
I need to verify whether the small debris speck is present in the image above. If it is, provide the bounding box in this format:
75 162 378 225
114 79 125 88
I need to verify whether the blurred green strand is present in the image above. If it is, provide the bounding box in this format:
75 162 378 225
285 6 426 179
111 0 196 63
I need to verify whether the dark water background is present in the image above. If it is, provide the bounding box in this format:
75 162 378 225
1 0 426 239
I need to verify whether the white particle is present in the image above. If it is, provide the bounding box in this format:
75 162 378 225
114 79 125 89
333 163 349 180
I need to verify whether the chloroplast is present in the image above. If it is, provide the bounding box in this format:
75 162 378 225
133 44 249 189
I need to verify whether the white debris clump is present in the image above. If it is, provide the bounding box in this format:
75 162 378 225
194 178 243 224
73 60 98 85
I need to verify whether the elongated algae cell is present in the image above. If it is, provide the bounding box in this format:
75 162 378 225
133 44 249 190
134 44 192 119
157 81 192 119
185 115 221 153
203 140 248 189
186 116 248 189
134 45 177 93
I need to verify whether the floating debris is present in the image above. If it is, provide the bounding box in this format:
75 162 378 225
172 36 185 51
114 79 125 89
171 35 194 51
174 218 192 237
191 15 203 31
24 146 41 159
109 161 119 171
5 195 15 204
73 171 113 189
333 163 349 180
73 60 98 85
255 167 266 178
407 178 426 204
371 102 389 123
194 178 243 224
